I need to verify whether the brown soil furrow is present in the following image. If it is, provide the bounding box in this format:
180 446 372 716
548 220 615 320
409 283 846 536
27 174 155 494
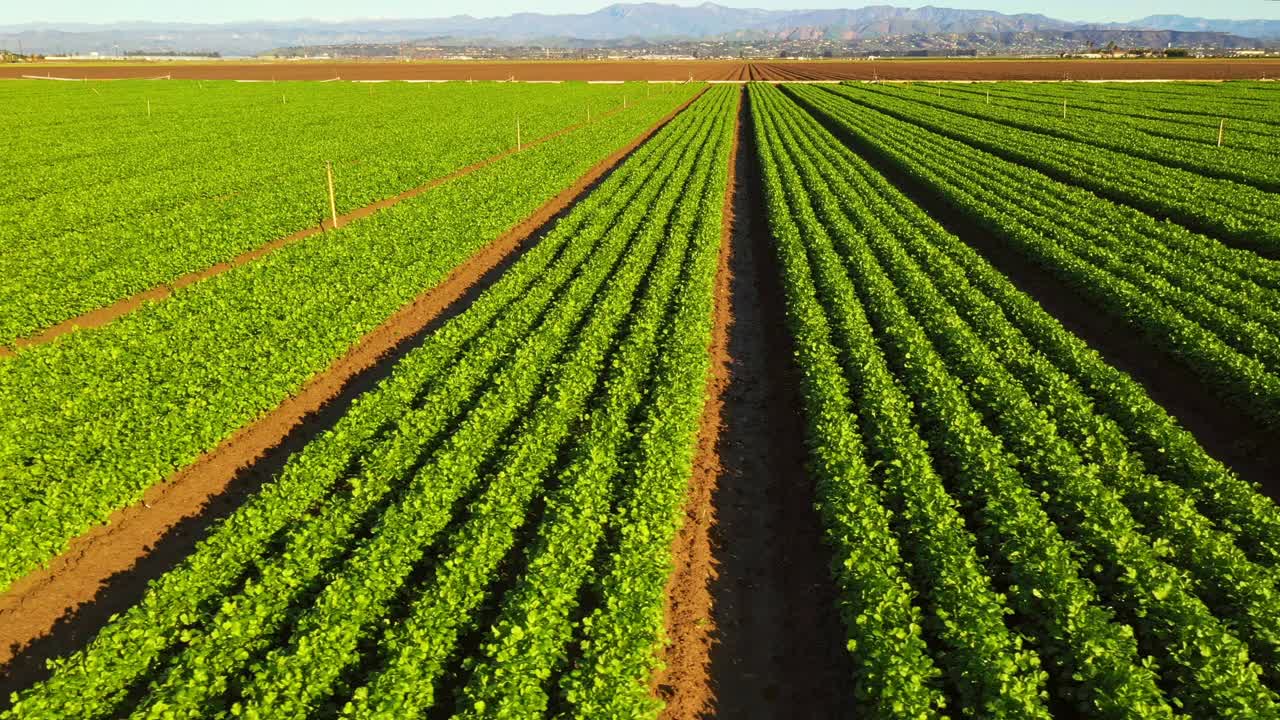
0 101 647 359
657 87 855 719
0 88 707 693
655 87 741 719
756 64 807 82
0 61 749 81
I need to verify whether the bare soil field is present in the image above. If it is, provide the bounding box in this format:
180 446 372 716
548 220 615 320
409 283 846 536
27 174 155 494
3 58 1278 82
755 59 1280 81
0 60 742 81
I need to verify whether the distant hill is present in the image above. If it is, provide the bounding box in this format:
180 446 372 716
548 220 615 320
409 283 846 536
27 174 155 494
1 3 1275 56
1130 15 1280 40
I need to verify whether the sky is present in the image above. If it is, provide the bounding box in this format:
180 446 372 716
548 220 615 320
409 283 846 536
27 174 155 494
3 0 1277 26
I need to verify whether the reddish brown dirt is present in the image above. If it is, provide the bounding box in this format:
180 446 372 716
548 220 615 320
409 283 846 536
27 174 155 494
0 89 707 686
0 60 742 81
656 87 854 719
3 59 1279 82
755 59 1280 81
0 101 641 359
654 87 742 720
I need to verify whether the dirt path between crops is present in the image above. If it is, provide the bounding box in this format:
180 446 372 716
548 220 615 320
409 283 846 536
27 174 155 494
0 99 659 359
0 88 707 701
657 87 854 719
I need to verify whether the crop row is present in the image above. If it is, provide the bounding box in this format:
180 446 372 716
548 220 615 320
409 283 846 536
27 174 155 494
785 83 1280 430
753 82 1280 718
0 80 676 345
3 83 738 719
1080 81 1280 126
939 82 1280 154
831 83 1280 255
0 84 701 594
892 82 1279 191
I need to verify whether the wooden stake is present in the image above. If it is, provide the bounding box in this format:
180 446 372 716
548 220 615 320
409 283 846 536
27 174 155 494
1218 118 1225 147
147 98 151 118
516 118 521 151
986 89 990 104
1062 98 1067 119
325 161 338 229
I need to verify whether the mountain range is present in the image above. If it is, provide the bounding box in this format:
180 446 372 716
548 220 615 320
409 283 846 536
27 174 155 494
2 4 1277 56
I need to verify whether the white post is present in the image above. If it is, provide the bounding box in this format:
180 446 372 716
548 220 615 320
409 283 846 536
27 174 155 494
326 161 338 229
1218 118 1225 147
516 118 521 151
1062 98 1067 119
147 98 151 118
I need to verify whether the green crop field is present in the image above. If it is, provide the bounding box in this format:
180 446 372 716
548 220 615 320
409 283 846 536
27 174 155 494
2 76 1279 719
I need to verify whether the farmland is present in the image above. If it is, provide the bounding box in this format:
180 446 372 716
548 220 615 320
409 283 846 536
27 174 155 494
3 58 1280 81
1 73 1279 719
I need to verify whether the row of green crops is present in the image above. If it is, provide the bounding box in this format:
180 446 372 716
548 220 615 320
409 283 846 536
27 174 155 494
0 82 702 595
830 83 1280 255
1067 81 1280 126
784 83 1280 431
752 82 1280 718
3 83 737 719
0 79 679 345
934 82 1280 155
888 82 1280 191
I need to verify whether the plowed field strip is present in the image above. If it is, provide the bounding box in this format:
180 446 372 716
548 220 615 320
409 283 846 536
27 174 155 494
0 88 707 688
0 101 649 359
757 64 810 81
3 60 1277 81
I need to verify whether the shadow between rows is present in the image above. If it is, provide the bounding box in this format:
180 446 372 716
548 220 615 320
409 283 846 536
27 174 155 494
703 89 857 720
